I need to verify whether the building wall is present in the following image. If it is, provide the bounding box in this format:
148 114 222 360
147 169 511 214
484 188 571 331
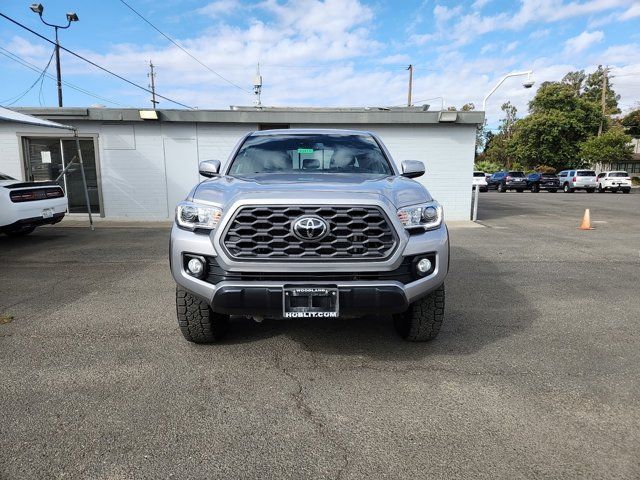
0 120 475 221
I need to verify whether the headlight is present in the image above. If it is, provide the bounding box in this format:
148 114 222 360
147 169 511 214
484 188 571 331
175 201 222 231
397 201 443 231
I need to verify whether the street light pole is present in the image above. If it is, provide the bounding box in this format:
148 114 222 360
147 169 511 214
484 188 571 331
29 4 79 107
482 70 533 111
53 26 62 107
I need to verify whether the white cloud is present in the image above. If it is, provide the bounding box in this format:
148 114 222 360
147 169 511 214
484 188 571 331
2 0 639 127
195 0 241 17
472 0 492 10
620 3 640 20
505 41 519 52
529 28 550 39
378 54 411 65
480 43 497 55
564 30 604 54
416 0 633 47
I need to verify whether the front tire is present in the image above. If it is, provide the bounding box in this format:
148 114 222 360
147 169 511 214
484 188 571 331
497 183 506 192
623 189 630 194
176 286 228 343
563 184 573 193
393 284 445 342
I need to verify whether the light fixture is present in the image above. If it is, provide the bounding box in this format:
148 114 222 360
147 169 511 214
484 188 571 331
66 12 79 22
438 111 458 122
139 110 158 120
187 258 204 278
30 3 44 14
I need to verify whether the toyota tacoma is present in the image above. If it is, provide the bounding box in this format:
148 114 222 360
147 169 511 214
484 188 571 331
169 129 449 343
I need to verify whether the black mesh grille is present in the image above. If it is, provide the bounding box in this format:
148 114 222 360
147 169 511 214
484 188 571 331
222 205 397 261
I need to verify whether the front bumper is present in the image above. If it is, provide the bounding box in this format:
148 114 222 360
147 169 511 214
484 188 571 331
170 222 449 316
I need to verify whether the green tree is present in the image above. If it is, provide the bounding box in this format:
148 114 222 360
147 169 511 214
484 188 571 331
483 101 518 167
561 70 586 96
579 127 633 165
582 65 621 115
474 159 502 173
508 82 603 169
621 109 640 136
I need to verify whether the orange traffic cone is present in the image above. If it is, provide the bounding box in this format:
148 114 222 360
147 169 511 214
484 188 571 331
577 209 594 230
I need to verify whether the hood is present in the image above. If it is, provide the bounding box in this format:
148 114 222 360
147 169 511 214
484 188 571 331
191 173 431 207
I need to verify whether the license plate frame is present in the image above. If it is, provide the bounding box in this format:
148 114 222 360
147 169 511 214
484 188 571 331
283 286 339 318
42 208 54 219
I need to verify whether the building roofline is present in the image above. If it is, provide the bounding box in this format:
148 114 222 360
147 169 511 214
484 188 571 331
12 107 485 125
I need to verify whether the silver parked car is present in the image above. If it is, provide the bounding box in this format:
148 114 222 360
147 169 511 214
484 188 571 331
557 169 597 193
169 129 449 343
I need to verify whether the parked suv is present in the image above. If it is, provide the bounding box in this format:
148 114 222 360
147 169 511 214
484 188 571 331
526 172 559 192
487 171 527 192
557 170 597 193
596 171 631 193
472 171 488 192
170 130 449 343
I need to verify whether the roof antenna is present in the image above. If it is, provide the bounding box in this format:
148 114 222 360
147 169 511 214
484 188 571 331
253 63 262 108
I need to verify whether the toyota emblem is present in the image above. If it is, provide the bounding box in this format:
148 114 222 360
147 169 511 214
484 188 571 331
292 215 329 241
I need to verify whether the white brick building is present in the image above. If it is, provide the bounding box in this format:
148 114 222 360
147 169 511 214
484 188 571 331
0 107 484 221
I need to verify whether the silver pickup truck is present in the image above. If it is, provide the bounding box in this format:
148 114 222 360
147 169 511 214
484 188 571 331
169 129 449 343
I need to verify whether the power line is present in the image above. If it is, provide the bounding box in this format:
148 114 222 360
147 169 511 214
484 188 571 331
118 0 252 95
1 46 54 105
0 12 195 109
0 46 130 107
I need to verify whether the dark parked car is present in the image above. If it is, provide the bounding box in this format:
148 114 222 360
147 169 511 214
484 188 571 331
526 173 559 192
487 171 528 192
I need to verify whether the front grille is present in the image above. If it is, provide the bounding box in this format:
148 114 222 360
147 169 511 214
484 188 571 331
203 254 436 285
222 205 398 261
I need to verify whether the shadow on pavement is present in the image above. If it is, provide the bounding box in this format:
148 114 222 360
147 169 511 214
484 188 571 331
222 246 538 361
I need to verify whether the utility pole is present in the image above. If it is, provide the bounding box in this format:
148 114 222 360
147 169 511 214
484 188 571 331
253 63 263 108
406 64 413 107
30 4 79 107
598 67 608 136
148 60 159 109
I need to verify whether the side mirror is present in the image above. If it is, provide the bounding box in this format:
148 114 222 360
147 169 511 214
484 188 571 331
199 160 221 178
401 160 425 179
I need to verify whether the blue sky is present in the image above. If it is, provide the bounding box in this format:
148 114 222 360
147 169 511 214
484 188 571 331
1 0 639 128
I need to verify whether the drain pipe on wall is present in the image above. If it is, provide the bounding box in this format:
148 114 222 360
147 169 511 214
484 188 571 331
472 184 479 221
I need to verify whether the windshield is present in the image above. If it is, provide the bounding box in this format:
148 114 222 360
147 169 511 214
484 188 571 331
508 171 525 177
577 171 596 176
609 172 628 177
473 172 485 177
228 133 393 176
0 173 16 180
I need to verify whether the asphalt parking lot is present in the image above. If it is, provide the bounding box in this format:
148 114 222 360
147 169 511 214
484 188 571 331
1 191 639 479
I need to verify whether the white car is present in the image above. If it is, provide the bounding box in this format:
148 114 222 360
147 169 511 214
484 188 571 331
596 171 632 194
0 172 68 236
473 171 488 192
